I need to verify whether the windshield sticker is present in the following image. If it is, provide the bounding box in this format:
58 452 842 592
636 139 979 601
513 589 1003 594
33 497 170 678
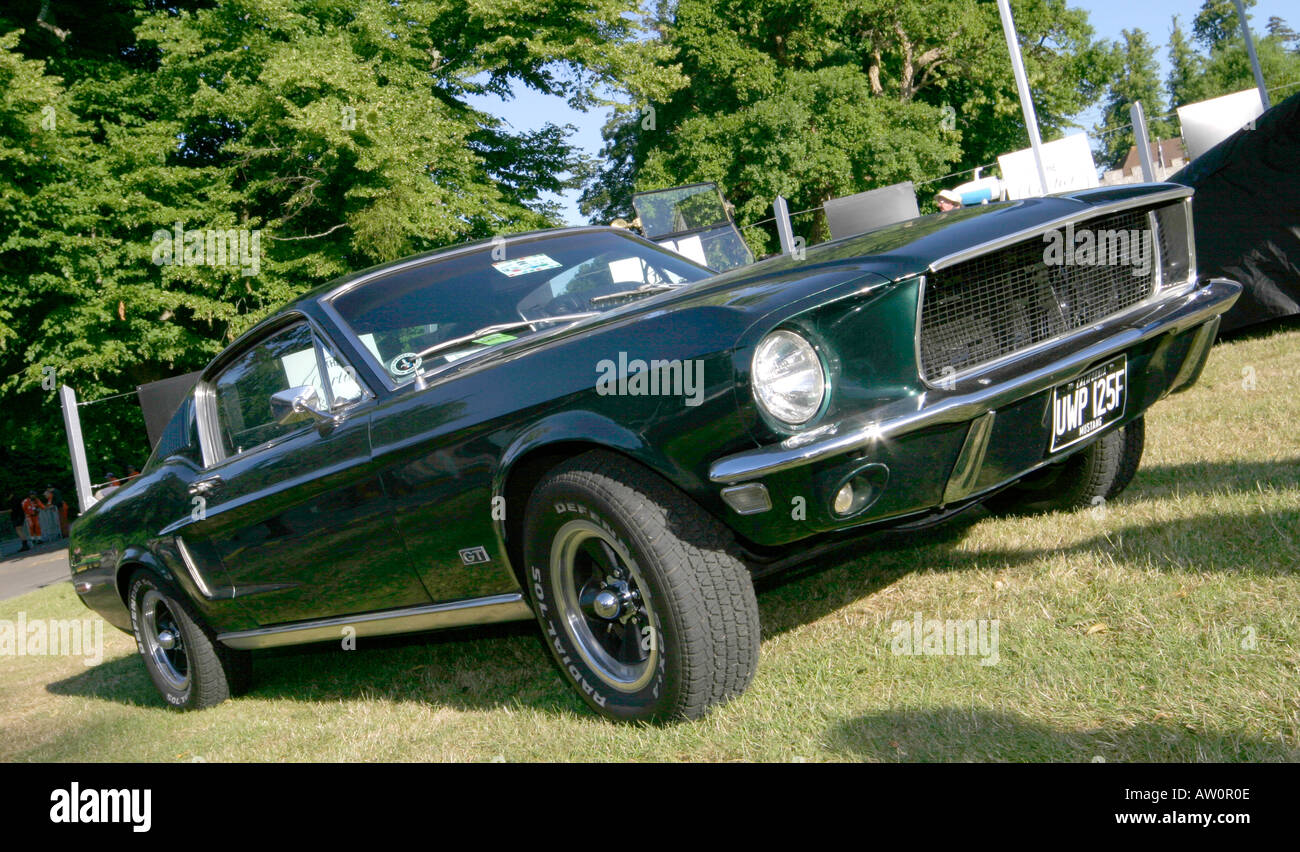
471 332 518 346
492 254 562 277
388 352 422 377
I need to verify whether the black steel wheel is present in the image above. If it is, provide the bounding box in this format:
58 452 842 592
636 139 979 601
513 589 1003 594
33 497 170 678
127 570 250 710
523 451 759 722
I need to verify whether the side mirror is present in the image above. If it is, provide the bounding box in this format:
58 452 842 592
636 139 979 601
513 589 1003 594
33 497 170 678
270 386 336 428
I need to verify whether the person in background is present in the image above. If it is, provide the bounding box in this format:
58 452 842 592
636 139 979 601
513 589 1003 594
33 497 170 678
105 471 122 488
936 189 963 213
22 490 46 544
7 490 30 552
44 485 70 539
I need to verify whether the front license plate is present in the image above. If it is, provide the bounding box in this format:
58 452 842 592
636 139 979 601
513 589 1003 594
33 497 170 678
1049 355 1127 453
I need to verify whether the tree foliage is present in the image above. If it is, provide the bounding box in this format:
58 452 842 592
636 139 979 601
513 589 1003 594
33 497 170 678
581 0 1113 249
0 0 683 501
1167 1 1300 109
1093 29 1174 169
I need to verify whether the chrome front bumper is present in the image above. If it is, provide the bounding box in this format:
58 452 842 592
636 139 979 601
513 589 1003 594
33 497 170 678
710 277 1242 486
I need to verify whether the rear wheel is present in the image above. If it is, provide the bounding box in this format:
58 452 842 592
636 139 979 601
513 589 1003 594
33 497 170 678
127 570 250 709
984 417 1145 514
523 451 760 722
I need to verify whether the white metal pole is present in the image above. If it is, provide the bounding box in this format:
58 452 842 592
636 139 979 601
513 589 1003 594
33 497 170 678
1233 0 1271 110
58 385 97 515
996 0 1050 195
773 195 795 255
1130 101 1156 181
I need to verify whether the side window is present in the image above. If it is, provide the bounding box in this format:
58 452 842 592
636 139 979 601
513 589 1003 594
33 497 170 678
213 323 330 457
144 395 202 471
321 344 365 406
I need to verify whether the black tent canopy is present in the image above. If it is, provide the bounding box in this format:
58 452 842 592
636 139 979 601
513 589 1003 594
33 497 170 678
1171 92 1300 333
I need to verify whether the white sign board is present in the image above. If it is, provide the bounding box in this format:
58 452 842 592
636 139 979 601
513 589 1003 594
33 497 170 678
998 133 1099 199
657 234 707 266
1177 88 1265 162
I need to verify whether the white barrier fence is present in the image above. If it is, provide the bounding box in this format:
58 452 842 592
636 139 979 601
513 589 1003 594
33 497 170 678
7 507 67 549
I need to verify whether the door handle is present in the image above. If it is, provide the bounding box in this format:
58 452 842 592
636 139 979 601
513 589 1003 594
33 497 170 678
188 476 225 498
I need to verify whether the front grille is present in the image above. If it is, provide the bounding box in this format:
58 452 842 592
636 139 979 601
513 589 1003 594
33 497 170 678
919 208 1160 383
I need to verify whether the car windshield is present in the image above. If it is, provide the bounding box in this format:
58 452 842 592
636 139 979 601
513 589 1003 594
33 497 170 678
330 230 713 384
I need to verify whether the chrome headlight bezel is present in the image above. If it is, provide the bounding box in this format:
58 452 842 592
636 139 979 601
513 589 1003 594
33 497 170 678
751 329 829 428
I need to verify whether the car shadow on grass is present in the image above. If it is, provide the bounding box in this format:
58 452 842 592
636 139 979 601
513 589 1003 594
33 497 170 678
824 707 1298 761
46 618 591 716
44 652 175 709
754 462 1300 637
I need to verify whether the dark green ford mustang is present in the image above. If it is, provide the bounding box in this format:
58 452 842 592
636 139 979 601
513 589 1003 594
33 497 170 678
70 182 1240 720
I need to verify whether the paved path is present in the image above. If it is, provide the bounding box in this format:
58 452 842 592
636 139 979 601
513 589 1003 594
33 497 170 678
0 543 71 602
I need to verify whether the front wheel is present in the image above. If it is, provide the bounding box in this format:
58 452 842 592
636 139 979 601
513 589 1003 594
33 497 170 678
523 451 760 722
984 417 1145 514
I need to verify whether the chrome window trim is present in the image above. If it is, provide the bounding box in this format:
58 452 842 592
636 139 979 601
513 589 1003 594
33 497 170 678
195 312 374 469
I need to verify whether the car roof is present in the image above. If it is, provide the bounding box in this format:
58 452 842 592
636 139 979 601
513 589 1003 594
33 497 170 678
217 225 656 366
282 225 626 313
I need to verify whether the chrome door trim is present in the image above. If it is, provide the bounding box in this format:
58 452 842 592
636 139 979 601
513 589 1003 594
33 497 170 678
174 535 215 600
217 592 533 650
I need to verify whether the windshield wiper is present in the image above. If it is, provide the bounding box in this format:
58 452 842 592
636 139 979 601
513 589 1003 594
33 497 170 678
414 313 600 361
587 283 683 304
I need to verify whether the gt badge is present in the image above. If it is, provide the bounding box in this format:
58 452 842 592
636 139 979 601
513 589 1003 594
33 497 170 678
459 546 490 565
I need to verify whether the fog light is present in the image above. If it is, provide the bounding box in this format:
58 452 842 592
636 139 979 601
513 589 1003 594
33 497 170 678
830 468 886 517
833 482 856 515
720 483 772 515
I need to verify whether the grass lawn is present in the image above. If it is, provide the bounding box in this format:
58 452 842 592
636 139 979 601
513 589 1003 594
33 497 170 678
2 324 1298 762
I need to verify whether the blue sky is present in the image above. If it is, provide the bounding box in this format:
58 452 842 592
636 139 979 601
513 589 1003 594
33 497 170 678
465 1 1298 225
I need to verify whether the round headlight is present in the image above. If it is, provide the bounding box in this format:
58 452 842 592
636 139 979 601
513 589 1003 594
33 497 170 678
752 330 826 426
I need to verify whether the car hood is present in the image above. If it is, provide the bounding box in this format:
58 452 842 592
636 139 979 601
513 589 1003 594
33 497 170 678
610 183 1189 324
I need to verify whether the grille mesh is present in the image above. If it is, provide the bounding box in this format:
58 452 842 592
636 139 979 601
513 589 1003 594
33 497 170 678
919 208 1159 383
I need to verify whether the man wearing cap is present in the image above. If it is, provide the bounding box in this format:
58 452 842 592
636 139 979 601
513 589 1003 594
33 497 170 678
936 189 963 213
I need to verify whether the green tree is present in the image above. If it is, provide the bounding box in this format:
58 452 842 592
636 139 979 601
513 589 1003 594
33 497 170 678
0 0 686 500
1266 16 1298 50
1094 28 1174 170
1169 3 1300 107
1167 15 1209 108
584 0 1113 248
1193 0 1254 51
